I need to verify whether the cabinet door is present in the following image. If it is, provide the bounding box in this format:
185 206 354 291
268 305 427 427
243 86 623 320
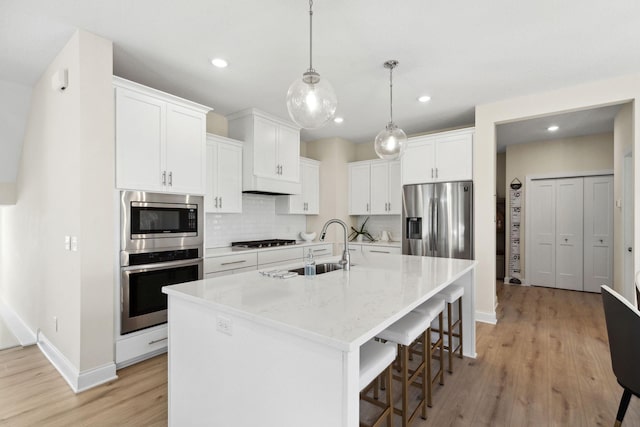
205 141 217 212
166 104 206 194
387 161 402 214
349 163 371 215
435 133 472 182
303 161 319 214
216 142 243 213
402 138 436 185
555 178 583 291
583 176 613 293
529 180 556 287
370 162 389 214
253 117 279 179
277 126 301 182
115 87 165 192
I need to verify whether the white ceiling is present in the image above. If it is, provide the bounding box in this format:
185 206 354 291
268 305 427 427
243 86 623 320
495 104 623 152
2 0 640 182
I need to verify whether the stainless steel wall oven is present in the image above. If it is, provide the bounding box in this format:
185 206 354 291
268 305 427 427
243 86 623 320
120 191 203 334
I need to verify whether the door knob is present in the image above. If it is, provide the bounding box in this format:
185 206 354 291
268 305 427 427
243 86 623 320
629 247 633 253
564 238 568 242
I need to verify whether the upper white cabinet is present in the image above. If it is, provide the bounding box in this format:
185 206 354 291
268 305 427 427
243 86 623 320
348 160 400 215
114 77 210 195
205 134 243 213
227 108 302 194
276 157 320 215
402 127 473 185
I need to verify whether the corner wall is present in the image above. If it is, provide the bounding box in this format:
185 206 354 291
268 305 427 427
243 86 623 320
614 103 633 296
0 29 116 390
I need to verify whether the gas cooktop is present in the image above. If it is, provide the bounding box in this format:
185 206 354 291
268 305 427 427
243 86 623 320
231 239 297 249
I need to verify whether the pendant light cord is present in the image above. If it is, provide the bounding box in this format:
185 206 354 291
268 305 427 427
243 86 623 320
389 65 394 124
309 0 314 71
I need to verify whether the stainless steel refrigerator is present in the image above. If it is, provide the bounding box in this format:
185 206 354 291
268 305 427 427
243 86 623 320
402 181 473 260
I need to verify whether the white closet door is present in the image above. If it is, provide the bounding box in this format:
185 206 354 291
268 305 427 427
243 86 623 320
555 178 584 291
530 180 556 287
583 176 613 293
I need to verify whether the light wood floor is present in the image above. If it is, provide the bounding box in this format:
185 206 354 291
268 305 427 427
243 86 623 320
1 283 639 426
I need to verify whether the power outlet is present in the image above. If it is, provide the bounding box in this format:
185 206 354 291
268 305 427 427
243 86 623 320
70 236 78 252
64 236 70 251
216 315 233 336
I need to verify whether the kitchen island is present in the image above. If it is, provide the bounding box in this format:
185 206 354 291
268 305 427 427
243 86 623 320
163 253 477 427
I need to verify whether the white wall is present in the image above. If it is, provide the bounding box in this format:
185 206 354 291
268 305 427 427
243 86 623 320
475 73 640 322
614 103 633 294
504 133 613 280
206 194 306 248
305 137 357 243
0 30 115 379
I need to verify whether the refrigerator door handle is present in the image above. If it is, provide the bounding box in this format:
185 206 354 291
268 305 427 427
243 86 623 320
432 198 438 252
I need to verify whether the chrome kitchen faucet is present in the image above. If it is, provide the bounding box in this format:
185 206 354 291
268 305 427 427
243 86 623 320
319 219 350 271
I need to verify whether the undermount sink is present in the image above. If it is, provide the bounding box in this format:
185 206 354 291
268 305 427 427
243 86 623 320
289 262 346 276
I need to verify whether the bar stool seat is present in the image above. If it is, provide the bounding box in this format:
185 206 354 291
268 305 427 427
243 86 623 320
434 284 464 374
412 297 446 407
377 311 434 427
359 340 396 427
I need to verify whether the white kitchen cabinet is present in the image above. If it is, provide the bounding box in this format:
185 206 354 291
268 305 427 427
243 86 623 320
204 252 258 277
206 134 243 213
276 158 320 215
348 160 400 215
402 127 473 185
114 77 210 194
362 245 401 255
227 108 302 194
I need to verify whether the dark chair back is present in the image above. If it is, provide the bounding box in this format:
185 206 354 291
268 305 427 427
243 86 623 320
601 285 640 396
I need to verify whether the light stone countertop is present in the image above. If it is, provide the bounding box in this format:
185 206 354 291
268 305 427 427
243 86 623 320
164 254 476 351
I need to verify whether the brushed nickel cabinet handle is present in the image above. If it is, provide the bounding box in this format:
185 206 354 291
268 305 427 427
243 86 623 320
370 250 391 254
214 197 218 208
162 171 167 185
168 171 173 186
221 260 247 266
149 337 168 345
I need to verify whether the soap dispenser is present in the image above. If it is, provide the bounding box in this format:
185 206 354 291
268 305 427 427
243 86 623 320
304 248 316 277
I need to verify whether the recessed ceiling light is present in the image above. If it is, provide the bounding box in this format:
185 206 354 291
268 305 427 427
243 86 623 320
211 58 228 68
417 95 431 103
334 117 344 124
547 125 559 132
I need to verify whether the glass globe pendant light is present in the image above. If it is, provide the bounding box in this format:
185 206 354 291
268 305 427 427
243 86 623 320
374 60 407 160
286 0 337 129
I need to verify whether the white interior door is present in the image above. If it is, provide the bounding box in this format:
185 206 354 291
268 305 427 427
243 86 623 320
555 178 584 291
529 180 556 287
583 176 613 293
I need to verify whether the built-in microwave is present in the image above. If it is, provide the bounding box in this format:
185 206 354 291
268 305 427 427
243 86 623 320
120 191 203 257
120 191 204 334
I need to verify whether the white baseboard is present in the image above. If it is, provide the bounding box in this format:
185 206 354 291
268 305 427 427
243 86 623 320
37 331 117 393
0 298 37 346
475 310 497 325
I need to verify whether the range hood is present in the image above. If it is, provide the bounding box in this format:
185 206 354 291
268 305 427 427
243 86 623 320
227 108 303 196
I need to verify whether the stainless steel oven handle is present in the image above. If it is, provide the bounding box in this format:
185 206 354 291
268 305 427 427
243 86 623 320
149 337 168 345
121 258 203 272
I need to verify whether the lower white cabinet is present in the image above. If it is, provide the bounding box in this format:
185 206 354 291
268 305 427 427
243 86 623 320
116 324 168 368
205 252 258 276
362 245 401 255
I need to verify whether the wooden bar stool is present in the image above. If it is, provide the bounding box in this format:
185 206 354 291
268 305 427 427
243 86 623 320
359 340 396 427
434 284 464 373
411 297 446 407
376 311 432 427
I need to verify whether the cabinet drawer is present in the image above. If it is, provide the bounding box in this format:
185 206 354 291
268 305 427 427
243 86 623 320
205 265 257 279
307 244 333 258
362 246 401 255
257 247 303 266
116 325 168 366
205 252 257 273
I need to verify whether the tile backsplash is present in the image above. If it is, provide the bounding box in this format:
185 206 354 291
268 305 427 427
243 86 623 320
356 215 402 242
206 194 307 248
